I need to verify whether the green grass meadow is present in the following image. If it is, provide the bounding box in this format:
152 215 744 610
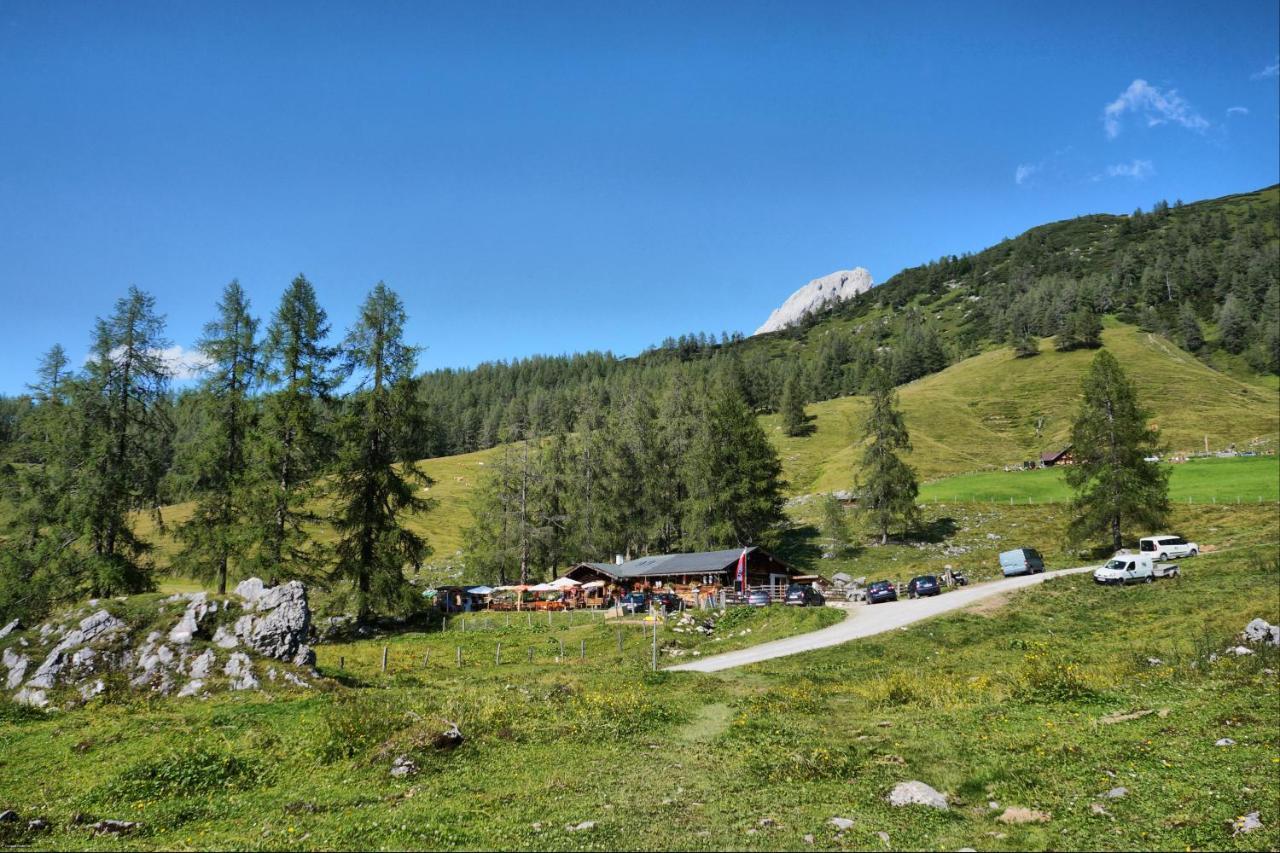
2 539 1276 851
918 455 1280 505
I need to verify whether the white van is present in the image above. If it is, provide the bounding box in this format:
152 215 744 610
1138 535 1199 560
1094 554 1180 585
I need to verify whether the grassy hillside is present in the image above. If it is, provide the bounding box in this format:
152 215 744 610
766 323 1279 495
132 322 1278 594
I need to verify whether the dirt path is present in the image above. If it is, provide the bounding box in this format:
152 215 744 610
666 565 1097 673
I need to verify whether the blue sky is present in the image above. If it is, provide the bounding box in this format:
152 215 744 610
0 1 1277 394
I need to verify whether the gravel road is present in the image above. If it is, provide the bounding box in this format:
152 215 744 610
666 565 1097 673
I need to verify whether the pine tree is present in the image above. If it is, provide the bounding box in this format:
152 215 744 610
174 282 259 594
1065 350 1169 552
682 381 786 549
780 373 809 437
1177 301 1204 352
330 284 434 621
247 275 338 580
1217 293 1250 355
857 369 919 545
0 345 80 620
819 494 852 557
76 287 173 595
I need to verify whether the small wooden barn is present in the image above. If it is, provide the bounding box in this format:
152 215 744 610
1040 445 1075 467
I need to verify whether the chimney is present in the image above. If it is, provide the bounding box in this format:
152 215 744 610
615 554 625 565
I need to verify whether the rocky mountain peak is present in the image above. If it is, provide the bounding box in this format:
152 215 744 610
754 267 874 335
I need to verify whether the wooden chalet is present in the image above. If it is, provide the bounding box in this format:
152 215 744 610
1040 445 1075 467
563 547 800 606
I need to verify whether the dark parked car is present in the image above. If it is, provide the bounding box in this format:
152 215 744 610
651 591 683 612
866 580 898 604
907 575 941 598
784 583 826 607
746 589 772 607
619 592 649 615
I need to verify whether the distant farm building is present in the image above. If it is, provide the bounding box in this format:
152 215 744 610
1040 445 1075 467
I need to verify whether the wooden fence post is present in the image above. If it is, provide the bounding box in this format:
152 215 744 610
496 642 502 665
580 639 585 660
339 656 344 670
456 646 462 667
528 647 534 663
381 646 388 673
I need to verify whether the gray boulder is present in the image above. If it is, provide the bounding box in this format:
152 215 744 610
168 593 218 645
1241 618 1280 648
887 781 948 810
232 579 315 666
224 653 258 691
0 618 20 639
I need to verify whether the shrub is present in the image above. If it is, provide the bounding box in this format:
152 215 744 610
102 745 266 800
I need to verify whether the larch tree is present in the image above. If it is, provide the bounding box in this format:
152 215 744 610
857 368 919 545
1065 349 1169 553
175 282 259 594
780 373 809 437
78 287 173 595
330 283 434 621
248 275 338 581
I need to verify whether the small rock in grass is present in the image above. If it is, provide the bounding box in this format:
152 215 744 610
530 822 542 831
1241 618 1280 647
803 833 815 845
389 755 418 778
1231 811 1262 836
1090 803 1110 816
1216 737 1236 747
1104 787 1128 799
829 817 855 831
91 820 139 836
758 817 776 828
1229 646 1254 657
566 820 595 832
997 806 1050 824
987 800 1000 810
0 810 17 823
745 828 758 836
27 819 49 832
888 781 948 809
876 830 890 845
1146 657 1163 667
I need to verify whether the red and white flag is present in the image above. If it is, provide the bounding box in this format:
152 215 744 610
735 548 748 593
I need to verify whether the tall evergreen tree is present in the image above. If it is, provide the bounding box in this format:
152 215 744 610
1178 301 1204 352
330 284 433 620
0 345 79 620
1065 350 1169 552
1217 293 1250 355
86 289 174 593
857 368 919 544
780 373 809 437
174 282 259 594
248 275 338 580
682 381 786 550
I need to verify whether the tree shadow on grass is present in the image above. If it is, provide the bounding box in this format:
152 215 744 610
910 516 959 544
774 524 863 570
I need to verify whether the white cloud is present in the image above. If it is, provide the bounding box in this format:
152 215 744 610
156 345 212 381
1226 106 1250 116
1251 57 1279 80
1102 79 1209 138
1103 159 1155 180
86 344 211 381
1014 162 1041 185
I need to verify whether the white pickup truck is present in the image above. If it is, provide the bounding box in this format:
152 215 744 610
1138 534 1199 560
1094 553 1180 585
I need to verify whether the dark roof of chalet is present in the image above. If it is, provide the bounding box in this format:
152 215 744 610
1041 445 1073 463
572 547 789 580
